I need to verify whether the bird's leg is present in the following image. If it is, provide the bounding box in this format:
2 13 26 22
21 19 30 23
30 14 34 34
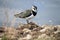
26 19 29 24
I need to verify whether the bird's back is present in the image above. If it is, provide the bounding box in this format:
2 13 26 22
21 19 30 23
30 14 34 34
15 9 32 18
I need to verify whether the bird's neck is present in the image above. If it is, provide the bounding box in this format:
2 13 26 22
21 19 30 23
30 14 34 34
32 11 37 16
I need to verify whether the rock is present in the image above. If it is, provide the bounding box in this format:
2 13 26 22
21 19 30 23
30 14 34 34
23 28 31 33
33 27 43 31
0 38 2 40
0 27 5 33
0 22 60 40
24 34 32 40
5 27 19 40
0 27 5 38
18 34 32 40
54 31 60 40
38 34 56 40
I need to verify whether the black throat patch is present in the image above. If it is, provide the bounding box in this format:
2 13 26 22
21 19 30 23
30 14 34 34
32 11 37 16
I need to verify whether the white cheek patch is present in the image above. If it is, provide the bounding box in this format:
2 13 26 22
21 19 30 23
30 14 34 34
25 14 34 20
32 9 37 12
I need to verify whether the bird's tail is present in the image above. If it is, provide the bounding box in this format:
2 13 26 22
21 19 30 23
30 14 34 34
14 14 19 18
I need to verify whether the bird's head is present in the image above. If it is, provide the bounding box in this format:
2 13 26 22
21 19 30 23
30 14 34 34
32 5 37 12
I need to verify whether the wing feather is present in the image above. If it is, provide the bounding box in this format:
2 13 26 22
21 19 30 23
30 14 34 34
19 9 32 18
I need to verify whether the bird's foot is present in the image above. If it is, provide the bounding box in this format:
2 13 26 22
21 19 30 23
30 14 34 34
29 21 35 24
26 20 34 24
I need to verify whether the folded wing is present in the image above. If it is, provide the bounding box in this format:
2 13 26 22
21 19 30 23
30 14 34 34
14 10 32 18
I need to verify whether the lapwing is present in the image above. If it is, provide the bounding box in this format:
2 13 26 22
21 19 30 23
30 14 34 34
14 5 37 23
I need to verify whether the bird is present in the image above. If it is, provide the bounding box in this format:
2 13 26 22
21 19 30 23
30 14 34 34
14 5 37 24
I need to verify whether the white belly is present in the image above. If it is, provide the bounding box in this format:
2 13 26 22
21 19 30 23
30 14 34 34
25 14 34 20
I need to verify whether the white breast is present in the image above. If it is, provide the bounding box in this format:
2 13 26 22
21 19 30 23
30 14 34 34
25 14 34 20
